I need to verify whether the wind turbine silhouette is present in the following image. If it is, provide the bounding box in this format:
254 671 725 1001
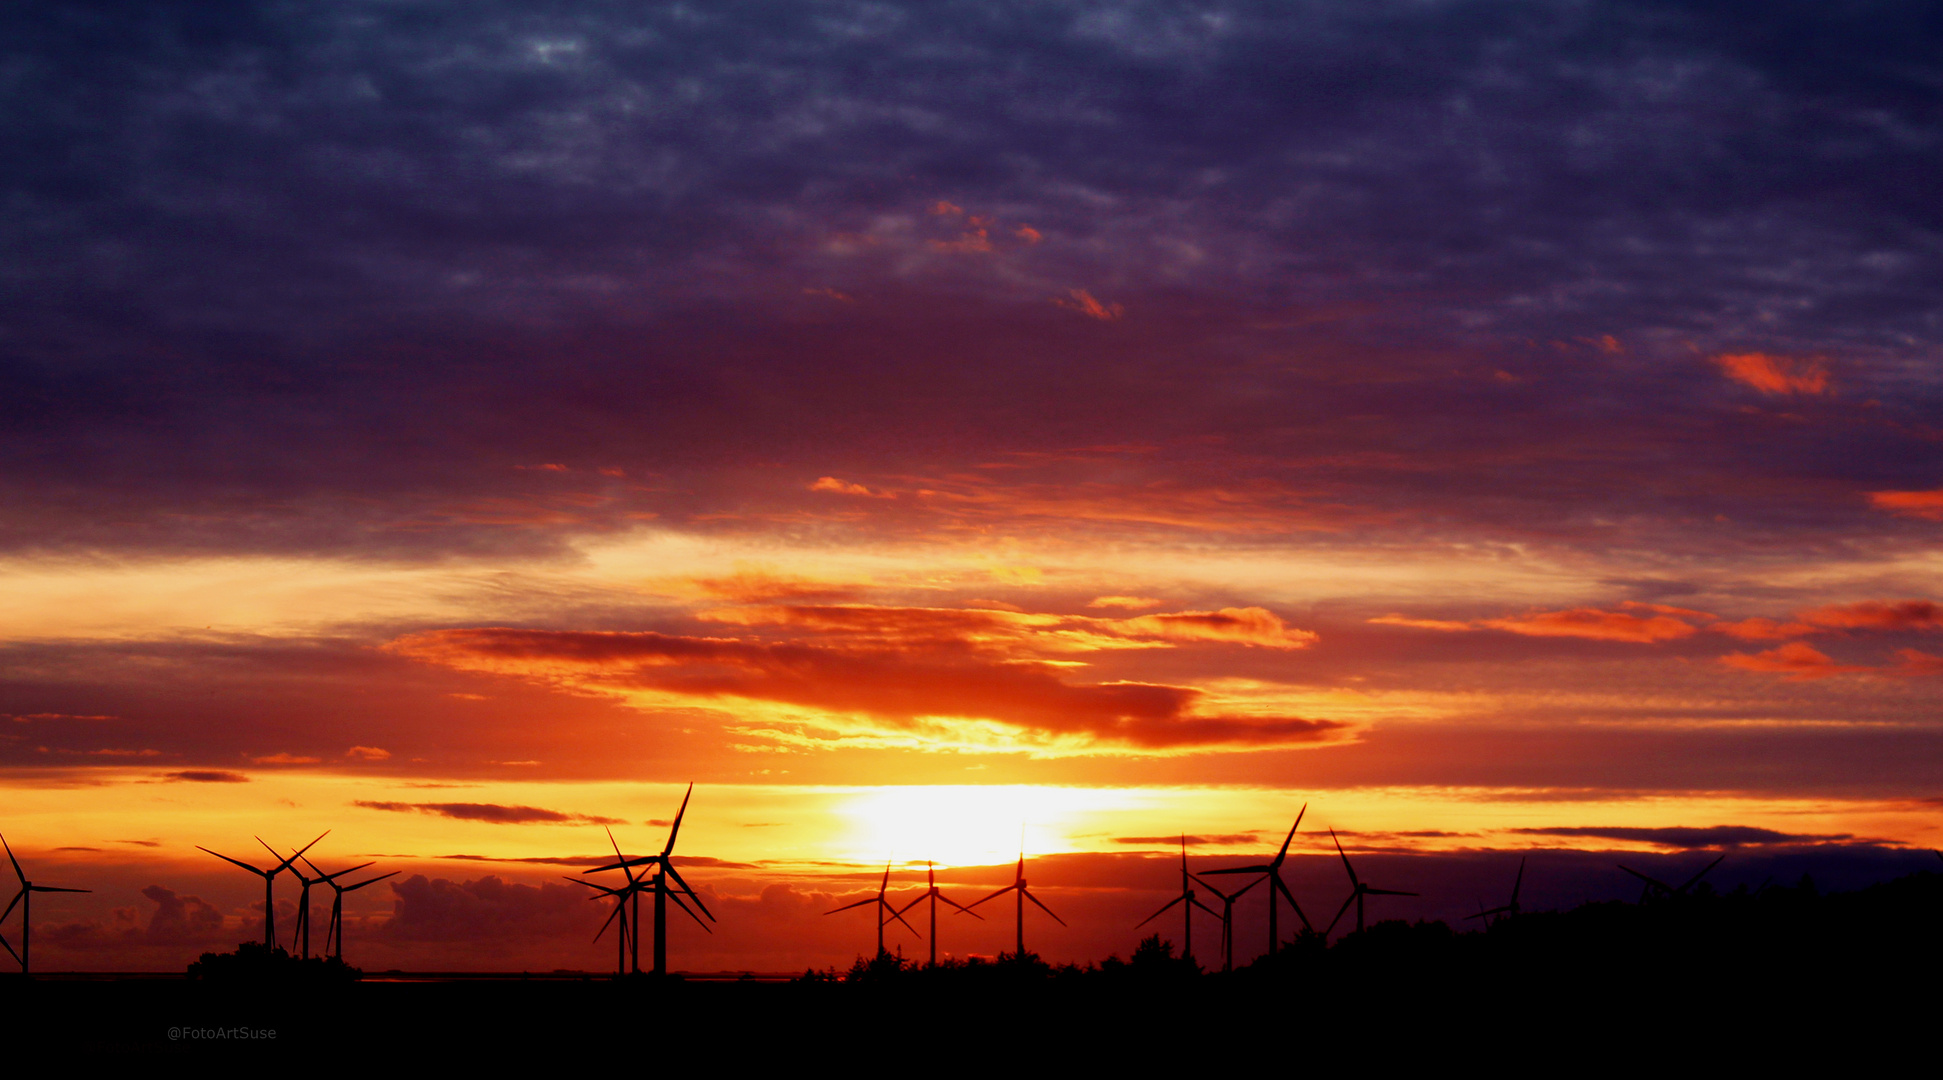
578 875 638 976
965 847 1064 957
1468 857 1526 928
1324 829 1417 936
198 831 328 949
1191 871 1263 973
583 783 715 975
1619 854 1723 903
1199 804 1313 957
893 861 982 968
1135 835 1218 966
266 840 365 960
826 859 922 959
0 834 90 975
299 855 392 962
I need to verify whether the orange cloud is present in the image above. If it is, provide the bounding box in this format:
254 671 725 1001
1712 617 1819 641
1799 600 1943 631
809 476 892 498
385 627 1344 752
1053 289 1124 321
1015 225 1043 244
1481 608 1699 643
1713 352 1830 395
695 602 1314 652
1892 649 1943 676
345 745 391 760
666 566 866 604
250 752 322 765
1367 615 1475 632
1718 643 1867 680
1088 595 1162 610
1115 608 1316 649
1869 488 1943 520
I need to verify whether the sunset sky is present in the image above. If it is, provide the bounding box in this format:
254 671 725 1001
4 1 1941 973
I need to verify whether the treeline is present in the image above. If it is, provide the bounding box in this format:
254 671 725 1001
798 869 1943 989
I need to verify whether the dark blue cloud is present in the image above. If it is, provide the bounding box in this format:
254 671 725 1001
3 1 1941 557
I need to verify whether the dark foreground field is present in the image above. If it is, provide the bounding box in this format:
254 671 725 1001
7 871 1939 1062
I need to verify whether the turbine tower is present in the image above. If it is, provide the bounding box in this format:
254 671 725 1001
583 783 715 976
1190 871 1263 973
0 834 90 975
1324 829 1418 936
300 855 391 962
826 859 922 958
892 861 981 968
964 849 1064 958
198 831 328 949
1199 804 1313 957
1134 836 1218 965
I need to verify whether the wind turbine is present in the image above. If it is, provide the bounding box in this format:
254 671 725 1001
582 783 716 976
1468 857 1526 928
0 834 90 975
893 861 982 968
573 875 637 976
198 831 327 949
964 849 1064 958
1324 829 1418 937
1619 854 1723 903
1135 835 1218 966
1190 871 1263 973
300 855 389 961
1198 804 1313 957
827 859 922 959
267 840 367 960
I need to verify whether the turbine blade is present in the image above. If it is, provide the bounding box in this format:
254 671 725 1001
1331 830 1360 888
30 886 90 894
341 871 398 893
1137 894 1186 927
1510 857 1525 906
1325 892 1355 936
886 905 923 938
594 898 624 942
274 830 331 874
1678 854 1726 893
662 782 694 857
662 864 715 921
1274 874 1313 931
0 833 22 885
1198 865 1271 876
937 893 983 919
198 847 268 877
964 884 1016 910
0 889 21 924
826 897 879 915
667 888 712 933
1274 804 1307 863
1190 896 1221 918
1022 887 1066 927
892 893 927 918
1618 864 1673 891
0 932 17 965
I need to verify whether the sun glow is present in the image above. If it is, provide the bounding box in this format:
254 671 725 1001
833 785 1157 868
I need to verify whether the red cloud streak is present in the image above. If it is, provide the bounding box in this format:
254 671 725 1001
386 628 1343 750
